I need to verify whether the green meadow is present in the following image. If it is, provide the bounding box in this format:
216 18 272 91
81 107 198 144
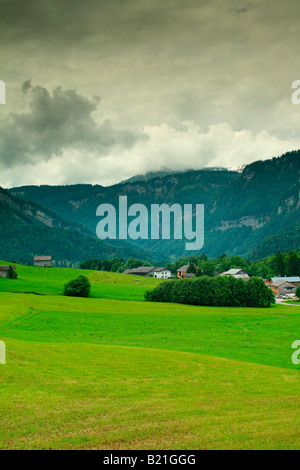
0 262 299 449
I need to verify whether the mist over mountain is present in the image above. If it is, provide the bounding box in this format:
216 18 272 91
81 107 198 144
120 167 235 184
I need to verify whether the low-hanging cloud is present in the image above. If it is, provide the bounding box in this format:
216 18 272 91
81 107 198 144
1 116 300 188
0 81 141 169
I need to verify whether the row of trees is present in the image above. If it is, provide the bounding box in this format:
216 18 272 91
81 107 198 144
164 250 300 278
79 250 300 279
145 276 275 308
80 257 152 273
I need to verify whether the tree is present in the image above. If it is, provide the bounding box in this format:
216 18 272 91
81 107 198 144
7 265 17 279
231 277 248 307
246 277 275 308
187 262 197 274
63 275 91 298
296 285 300 299
273 251 285 276
284 252 299 276
202 260 215 277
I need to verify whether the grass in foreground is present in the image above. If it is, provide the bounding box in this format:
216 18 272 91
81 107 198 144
0 340 299 450
0 263 299 449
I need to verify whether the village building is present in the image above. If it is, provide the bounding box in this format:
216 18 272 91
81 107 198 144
33 256 52 267
270 279 297 298
124 266 172 278
182 273 196 278
177 264 198 278
151 268 172 279
0 265 16 278
220 268 250 280
123 266 156 277
266 276 300 289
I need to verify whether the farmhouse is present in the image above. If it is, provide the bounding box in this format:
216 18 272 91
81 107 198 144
270 279 297 298
34 256 52 267
266 276 300 288
177 264 198 278
151 267 172 279
123 266 155 277
220 269 250 280
124 266 172 278
0 265 16 278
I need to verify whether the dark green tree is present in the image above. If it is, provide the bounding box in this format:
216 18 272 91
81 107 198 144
202 260 215 277
273 251 285 276
63 275 91 298
284 252 299 276
7 265 17 279
187 262 197 274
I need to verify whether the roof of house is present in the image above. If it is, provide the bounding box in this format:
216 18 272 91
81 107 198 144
124 266 154 274
0 265 16 271
177 264 189 272
221 269 248 276
271 276 300 283
182 273 196 278
152 267 169 272
34 256 52 261
177 264 198 272
272 279 296 287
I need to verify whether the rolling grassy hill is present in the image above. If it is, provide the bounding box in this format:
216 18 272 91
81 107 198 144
0 263 299 449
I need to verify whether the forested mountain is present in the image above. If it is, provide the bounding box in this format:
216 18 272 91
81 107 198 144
0 186 149 264
8 150 300 260
9 169 238 260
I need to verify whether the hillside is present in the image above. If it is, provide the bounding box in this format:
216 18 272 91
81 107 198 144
250 223 300 259
9 169 239 259
0 187 149 264
9 150 300 259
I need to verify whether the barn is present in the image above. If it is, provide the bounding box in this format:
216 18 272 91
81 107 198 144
0 265 17 278
33 256 52 267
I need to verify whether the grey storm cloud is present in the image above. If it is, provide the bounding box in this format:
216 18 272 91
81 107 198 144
1 0 300 186
0 81 142 168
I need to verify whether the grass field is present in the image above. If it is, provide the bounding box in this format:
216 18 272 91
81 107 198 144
0 262 300 449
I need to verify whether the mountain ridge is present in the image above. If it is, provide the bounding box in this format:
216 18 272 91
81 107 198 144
7 149 300 260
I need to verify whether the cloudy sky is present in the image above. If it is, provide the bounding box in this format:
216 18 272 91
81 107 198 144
1 0 300 187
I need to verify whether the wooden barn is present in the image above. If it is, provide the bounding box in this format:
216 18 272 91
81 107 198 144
33 256 52 267
0 265 16 278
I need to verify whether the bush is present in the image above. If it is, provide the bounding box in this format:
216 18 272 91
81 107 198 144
296 286 300 298
63 275 91 298
145 275 275 308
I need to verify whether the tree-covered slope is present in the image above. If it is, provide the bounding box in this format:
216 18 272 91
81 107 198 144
0 186 149 264
9 150 300 258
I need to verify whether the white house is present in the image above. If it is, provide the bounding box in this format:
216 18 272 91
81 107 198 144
151 268 173 279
